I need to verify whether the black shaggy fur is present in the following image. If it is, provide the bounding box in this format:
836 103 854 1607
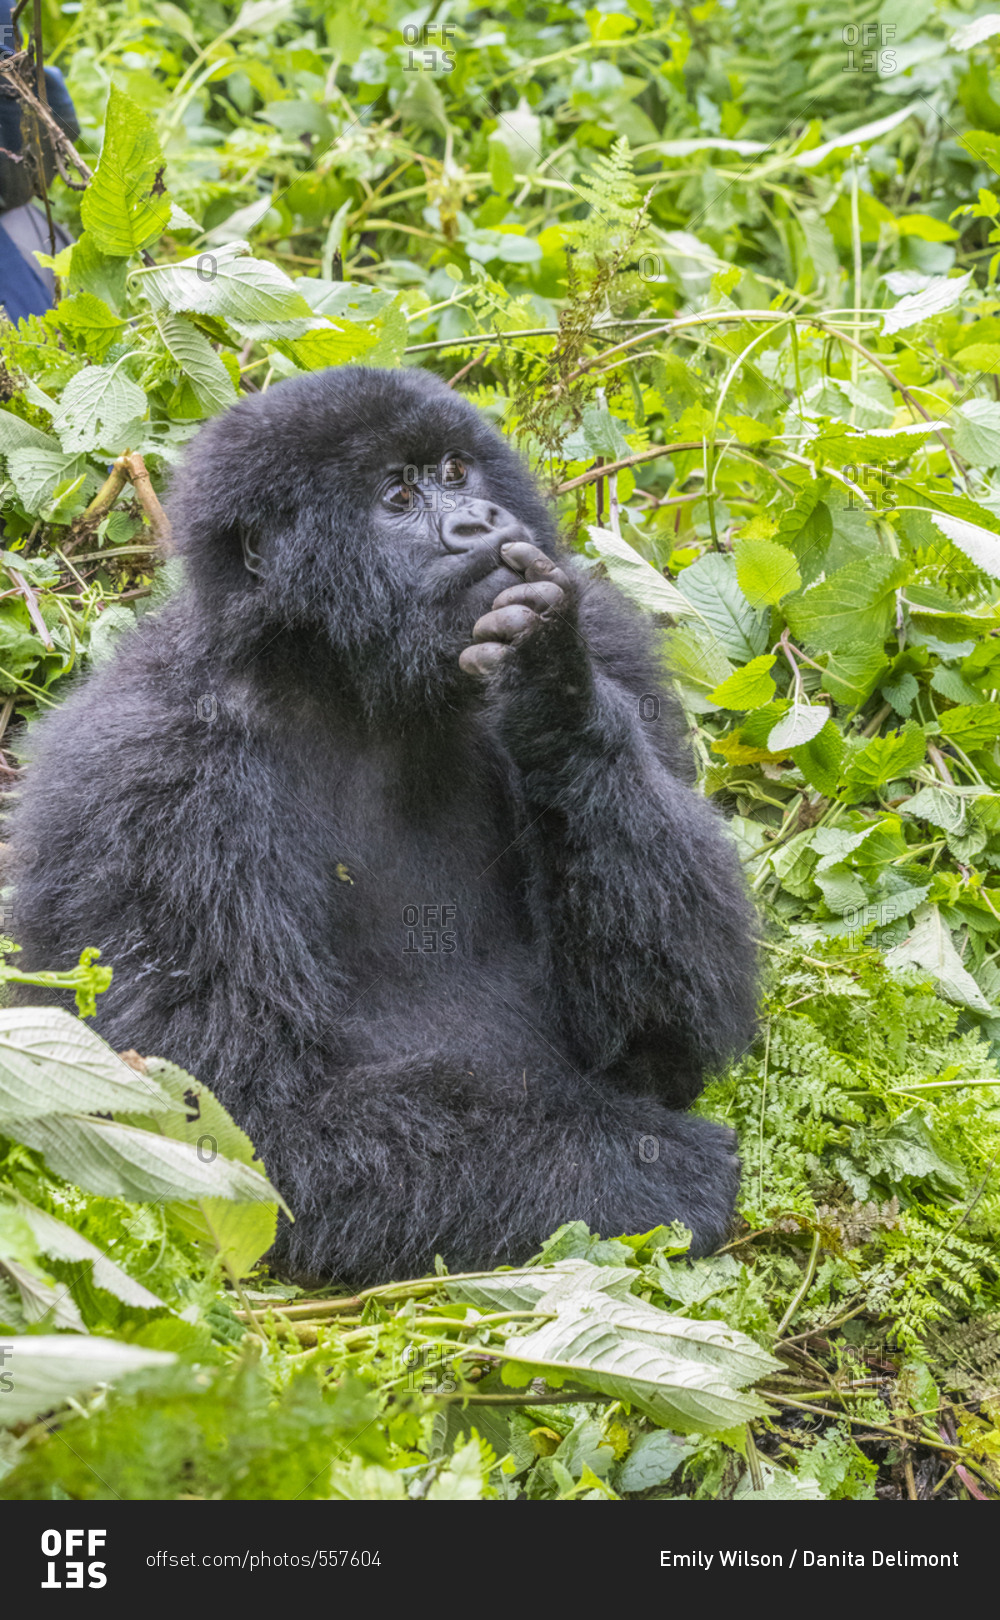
10 366 757 1286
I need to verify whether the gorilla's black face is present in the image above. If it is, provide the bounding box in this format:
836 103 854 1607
169 365 558 712
372 447 539 618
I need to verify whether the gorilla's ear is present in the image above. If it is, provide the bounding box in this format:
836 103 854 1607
241 531 265 577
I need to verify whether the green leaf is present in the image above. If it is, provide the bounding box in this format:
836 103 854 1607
447 1260 635 1314
936 701 1000 748
882 271 972 335
0 1007 175 1123
774 488 832 576
819 646 890 707
792 719 846 796
52 293 127 362
901 786 966 835
7 1111 285 1206
926 510 1000 579
15 1197 165 1309
135 241 313 334
66 231 129 312
839 721 926 801
617 1431 692 1491
499 1269 779 1435
0 411 61 455
785 555 909 653
735 536 801 607
52 366 147 455
588 527 701 619
676 552 768 663
768 703 829 752
895 214 958 243
948 399 1000 468
80 84 172 256
6 447 83 511
157 314 238 416
837 1110 967 1199
708 654 776 710
0 1336 174 1427
138 1058 280 1276
885 903 995 1013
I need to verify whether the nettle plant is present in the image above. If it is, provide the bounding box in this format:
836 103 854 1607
578 271 1000 1038
0 85 408 707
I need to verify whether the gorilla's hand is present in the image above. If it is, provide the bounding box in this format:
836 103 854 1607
459 541 580 679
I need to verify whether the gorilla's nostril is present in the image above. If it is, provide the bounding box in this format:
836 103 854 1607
441 499 508 552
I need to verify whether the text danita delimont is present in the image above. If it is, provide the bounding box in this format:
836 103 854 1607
659 1549 959 1570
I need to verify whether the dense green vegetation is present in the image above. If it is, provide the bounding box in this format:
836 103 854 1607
0 0 999 1500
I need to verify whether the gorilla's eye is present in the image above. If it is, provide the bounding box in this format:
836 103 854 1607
381 479 419 513
440 454 468 486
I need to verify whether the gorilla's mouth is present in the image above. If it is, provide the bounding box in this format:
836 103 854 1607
423 541 524 605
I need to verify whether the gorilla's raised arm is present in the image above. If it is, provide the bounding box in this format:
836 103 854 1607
462 538 757 1103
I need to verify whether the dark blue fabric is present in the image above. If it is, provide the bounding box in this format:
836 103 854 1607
0 3 79 319
0 215 52 319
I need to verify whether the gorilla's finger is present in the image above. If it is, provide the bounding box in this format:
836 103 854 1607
471 605 538 643
491 580 564 613
500 541 570 590
459 641 513 677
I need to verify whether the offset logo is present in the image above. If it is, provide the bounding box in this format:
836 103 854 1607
41 1530 107 1589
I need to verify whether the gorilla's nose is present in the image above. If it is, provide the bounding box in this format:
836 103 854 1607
440 499 519 554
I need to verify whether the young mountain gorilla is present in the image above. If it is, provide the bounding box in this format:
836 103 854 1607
10 367 756 1285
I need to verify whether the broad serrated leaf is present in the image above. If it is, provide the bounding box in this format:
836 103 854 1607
886 903 995 1013
901 786 966 835
785 554 908 653
6 1112 284 1205
446 1260 636 1313
676 552 768 663
0 1254 85 1330
617 1431 692 1491
820 646 890 707
767 703 829 752
157 314 237 415
499 1273 779 1435
6 447 83 511
708 654 777 710
792 719 846 796
0 412 61 455
839 721 926 801
80 84 172 256
937 701 1000 748
948 398 1000 468
882 271 972 335
135 241 313 333
52 366 147 455
15 1197 165 1309
52 293 127 362
775 487 832 574
0 1335 173 1426
588 527 699 619
926 510 1000 579
0 1007 175 1123
136 1058 282 1273
735 536 801 607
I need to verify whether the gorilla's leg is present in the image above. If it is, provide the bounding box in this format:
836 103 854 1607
250 1064 739 1286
